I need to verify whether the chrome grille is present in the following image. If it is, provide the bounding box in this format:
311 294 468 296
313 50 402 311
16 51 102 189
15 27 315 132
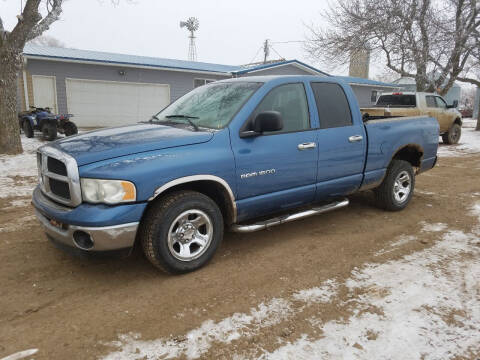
37 146 82 207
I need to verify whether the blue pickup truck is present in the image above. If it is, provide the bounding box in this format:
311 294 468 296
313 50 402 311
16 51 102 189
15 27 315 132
33 76 439 273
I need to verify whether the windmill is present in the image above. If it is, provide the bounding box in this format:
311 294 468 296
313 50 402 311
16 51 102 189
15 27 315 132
180 17 199 62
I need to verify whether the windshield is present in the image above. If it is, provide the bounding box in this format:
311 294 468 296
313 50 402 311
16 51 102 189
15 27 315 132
153 82 262 129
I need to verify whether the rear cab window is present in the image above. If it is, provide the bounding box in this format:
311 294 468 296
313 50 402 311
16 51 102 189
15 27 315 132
376 94 416 107
310 82 353 129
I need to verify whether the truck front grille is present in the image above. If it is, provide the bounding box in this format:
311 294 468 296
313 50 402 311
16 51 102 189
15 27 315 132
48 178 71 200
37 147 82 207
47 157 67 176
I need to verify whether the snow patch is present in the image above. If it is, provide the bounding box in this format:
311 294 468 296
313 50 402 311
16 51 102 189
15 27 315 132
102 298 292 360
261 229 480 360
470 202 480 220
0 349 39 360
292 279 338 304
0 135 41 199
0 215 36 233
421 222 448 232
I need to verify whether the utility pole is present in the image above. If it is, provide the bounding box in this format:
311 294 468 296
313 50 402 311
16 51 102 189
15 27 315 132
263 39 270 64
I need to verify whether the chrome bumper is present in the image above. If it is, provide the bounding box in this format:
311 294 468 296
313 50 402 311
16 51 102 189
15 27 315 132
35 209 138 251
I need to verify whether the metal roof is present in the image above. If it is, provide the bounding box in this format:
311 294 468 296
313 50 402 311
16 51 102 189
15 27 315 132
23 45 240 74
23 45 398 88
232 60 330 76
335 76 398 88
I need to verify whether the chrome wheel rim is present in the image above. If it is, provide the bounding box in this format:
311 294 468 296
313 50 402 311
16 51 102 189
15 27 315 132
393 171 411 203
167 209 213 261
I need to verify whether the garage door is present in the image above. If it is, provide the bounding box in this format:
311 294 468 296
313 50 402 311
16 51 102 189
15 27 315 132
32 75 58 113
66 79 170 127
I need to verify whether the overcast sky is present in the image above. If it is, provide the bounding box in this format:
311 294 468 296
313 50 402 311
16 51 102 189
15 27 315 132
1 0 342 68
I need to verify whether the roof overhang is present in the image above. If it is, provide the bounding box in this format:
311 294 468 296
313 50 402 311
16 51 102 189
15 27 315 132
23 54 234 77
233 60 329 76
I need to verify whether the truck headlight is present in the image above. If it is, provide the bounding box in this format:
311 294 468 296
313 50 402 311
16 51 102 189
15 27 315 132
80 178 136 204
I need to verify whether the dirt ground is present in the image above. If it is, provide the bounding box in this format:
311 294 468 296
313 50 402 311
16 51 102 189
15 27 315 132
1 154 479 359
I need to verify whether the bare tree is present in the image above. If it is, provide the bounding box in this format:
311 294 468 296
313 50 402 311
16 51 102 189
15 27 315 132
306 0 480 95
0 0 64 154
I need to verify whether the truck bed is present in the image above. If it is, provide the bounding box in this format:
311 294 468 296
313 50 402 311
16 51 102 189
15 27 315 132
361 115 439 188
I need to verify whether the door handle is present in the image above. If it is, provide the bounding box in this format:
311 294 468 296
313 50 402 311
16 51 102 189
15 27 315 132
298 142 317 150
348 135 363 143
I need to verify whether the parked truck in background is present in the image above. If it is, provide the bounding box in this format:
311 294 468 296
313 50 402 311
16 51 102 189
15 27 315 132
32 76 439 274
361 92 462 144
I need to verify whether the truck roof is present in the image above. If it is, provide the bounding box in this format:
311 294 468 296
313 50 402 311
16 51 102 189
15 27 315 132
217 75 349 85
379 91 440 97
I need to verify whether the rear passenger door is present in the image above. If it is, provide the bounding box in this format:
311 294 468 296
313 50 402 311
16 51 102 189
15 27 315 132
310 82 366 200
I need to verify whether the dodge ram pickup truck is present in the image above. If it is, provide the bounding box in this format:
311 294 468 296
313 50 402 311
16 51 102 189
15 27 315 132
361 92 462 144
33 76 439 274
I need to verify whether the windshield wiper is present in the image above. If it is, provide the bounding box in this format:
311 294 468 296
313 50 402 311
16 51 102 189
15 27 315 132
165 114 200 131
149 114 160 123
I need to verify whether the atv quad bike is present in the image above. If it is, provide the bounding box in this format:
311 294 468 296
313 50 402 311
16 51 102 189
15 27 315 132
18 107 78 141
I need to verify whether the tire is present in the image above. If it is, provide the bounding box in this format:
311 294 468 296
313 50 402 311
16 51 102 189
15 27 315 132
140 190 224 274
442 123 461 144
63 122 78 136
375 160 415 211
22 121 34 138
42 123 57 141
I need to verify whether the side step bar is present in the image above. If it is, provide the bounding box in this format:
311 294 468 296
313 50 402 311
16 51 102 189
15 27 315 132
231 198 349 233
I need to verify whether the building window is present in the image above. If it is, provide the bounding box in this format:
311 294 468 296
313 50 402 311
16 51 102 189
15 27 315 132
194 79 215 88
371 90 378 103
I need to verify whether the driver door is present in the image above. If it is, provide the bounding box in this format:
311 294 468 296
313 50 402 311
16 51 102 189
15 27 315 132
231 82 318 221
434 96 452 133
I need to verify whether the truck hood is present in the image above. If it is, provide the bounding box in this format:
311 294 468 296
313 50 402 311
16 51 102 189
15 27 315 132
50 124 214 166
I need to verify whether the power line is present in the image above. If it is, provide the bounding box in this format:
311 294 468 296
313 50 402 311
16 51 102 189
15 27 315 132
269 45 285 60
270 40 307 44
248 46 264 65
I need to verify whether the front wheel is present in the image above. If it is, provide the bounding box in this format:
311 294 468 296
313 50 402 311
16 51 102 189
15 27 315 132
23 121 34 138
442 123 461 144
375 160 415 211
140 191 224 274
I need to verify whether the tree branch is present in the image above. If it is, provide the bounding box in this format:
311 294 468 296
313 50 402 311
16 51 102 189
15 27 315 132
27 0 64 41
456 76 480 87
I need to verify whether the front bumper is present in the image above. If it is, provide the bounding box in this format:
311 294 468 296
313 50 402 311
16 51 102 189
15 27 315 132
32 186 143 252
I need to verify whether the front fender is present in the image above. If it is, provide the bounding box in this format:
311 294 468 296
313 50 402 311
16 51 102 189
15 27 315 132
77 130 237 203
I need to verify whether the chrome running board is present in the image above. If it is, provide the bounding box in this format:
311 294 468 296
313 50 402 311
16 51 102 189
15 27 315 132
231 198 349 233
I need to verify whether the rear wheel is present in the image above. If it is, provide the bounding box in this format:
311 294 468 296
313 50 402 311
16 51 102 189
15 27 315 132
140 191 224 274
63 121 78 136
442 123 461 144
42 123 57 141
375 160 415 211
22 121 34 138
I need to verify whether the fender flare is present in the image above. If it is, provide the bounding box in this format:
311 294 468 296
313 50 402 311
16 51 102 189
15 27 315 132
149 175 237 223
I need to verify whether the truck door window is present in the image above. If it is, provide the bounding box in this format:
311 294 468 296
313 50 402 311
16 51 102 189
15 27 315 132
426 96 436 108
311 82 352 129
251 83 310 134
435 97 447 109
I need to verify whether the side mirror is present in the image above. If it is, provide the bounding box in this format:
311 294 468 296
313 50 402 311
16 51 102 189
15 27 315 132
239 111 284 138
447 100 458 109
253 111 283 133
